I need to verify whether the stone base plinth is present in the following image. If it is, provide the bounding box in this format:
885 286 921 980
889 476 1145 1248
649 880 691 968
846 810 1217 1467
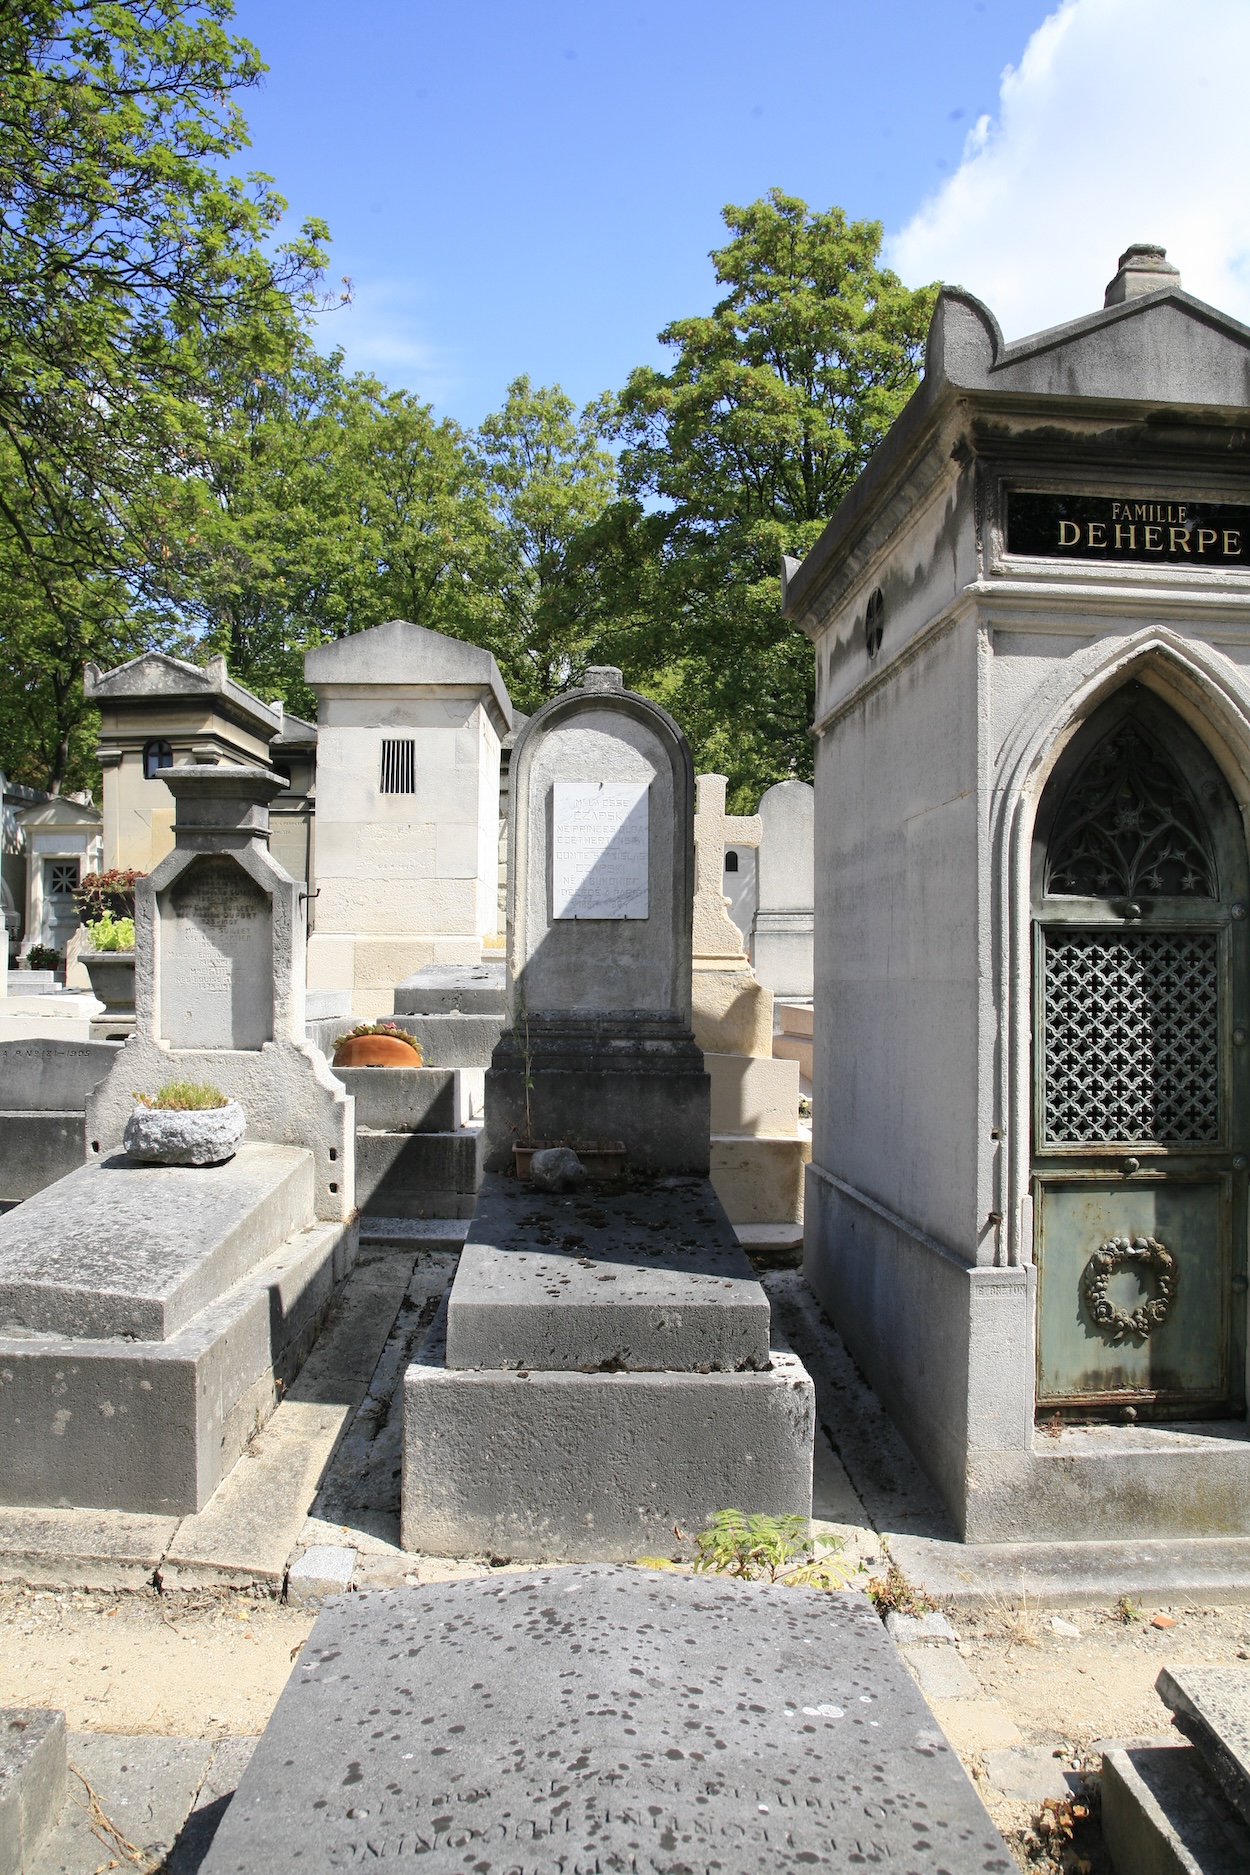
711 1132 811 1225
692 966 773 1055
484 1017 710 1175
402 1299 815 1560
706 1050 800 1134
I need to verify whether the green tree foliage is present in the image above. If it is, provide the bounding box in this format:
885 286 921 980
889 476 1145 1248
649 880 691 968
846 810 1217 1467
474 376 616 713
156 344 502 719
0 0 332 788
590 190 937 807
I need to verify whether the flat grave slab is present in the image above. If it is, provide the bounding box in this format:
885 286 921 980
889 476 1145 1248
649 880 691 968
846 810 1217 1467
447 1173 770 1371
0 1144 313 1341
1158 1663 1250 1824
201 1566 1011 1874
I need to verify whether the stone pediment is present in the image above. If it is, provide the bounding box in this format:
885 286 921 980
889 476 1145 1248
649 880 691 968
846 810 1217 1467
83 650 282 736
17 794 100 831
304 620 513 732
927 283 1250 410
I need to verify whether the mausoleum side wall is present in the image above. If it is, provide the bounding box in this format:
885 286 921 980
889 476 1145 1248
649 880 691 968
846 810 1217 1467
811 612 984 1257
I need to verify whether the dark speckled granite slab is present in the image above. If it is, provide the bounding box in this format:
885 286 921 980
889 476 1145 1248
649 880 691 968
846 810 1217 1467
201 1566 1011 1874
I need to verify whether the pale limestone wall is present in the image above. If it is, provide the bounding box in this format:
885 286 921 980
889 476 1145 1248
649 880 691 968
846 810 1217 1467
96 697 277 874
306 690 502 1018
107 748 176 873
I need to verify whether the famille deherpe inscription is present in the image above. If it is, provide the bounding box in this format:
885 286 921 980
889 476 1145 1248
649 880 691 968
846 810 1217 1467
552 781 649 920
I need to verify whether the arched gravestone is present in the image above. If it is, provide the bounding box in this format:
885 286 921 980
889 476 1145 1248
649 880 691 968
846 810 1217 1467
485 667 710 1173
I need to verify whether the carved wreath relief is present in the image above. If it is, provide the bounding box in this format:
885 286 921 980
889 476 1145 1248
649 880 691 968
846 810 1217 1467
1081 1235 1178 1343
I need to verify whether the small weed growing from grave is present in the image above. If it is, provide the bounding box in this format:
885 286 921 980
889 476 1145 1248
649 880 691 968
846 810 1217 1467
692 1511 849 1588
133 1082 227 1111
1116 1594 1143 1623
864 1558 935 1618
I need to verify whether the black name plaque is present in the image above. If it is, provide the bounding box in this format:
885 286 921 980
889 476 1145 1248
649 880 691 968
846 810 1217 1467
1007 491 1250 566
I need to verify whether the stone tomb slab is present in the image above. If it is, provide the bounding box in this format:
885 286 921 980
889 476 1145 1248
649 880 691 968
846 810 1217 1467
201 1567 1010 1875
446 1173 770 1372
1157 1663 1250 1824
0 1144 314 1341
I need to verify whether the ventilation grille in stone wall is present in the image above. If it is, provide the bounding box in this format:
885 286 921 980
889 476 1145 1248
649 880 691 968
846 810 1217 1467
379 738 416 794
1042 929 1221 1144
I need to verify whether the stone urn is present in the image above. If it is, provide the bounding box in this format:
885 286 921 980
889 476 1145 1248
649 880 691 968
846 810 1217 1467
332 1033 423 1069
123 1099 246 1167
81 949 136 1015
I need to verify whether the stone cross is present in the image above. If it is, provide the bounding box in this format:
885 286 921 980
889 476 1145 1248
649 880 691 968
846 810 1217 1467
693 773 763 964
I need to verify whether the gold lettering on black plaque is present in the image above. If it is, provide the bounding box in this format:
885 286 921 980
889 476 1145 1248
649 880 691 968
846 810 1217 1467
1008 492 1250 566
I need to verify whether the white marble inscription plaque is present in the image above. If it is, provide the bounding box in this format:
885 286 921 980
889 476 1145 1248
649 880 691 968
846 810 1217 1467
552 781 649 919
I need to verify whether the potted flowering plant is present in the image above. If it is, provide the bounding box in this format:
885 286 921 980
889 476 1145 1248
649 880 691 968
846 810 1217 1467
331 1020 424 1069
76 871 142 1013
124 1082 245 1166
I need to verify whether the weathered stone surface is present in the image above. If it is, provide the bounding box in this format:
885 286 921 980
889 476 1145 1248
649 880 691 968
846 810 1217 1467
404 1299 813 1559
123 1098 246 1167
1102 1740 1250 1875
445 1174 769 1373
353 1129 480 1219
287 1544 356 1604
0 1114 86 1206
334 1066 456 1133
0 1707 65 1875
390 1011 504 1068
0 1215 351 1515
0 1144 313 1341
0 1039 120 1111
527 1145 585 1191
751 779 814 998
393 963 506 1016
1157 1664 1250 1825
200 1568 1010 1874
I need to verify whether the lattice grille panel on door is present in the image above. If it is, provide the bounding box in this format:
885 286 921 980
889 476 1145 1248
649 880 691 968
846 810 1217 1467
1042 929 1221 1144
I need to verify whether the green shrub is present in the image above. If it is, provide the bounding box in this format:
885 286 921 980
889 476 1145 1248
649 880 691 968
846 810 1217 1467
133 1082 227 1111
25 945 62 971
84 910 135 952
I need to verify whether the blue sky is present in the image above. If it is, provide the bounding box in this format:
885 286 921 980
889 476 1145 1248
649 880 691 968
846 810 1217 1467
229 0 1250 427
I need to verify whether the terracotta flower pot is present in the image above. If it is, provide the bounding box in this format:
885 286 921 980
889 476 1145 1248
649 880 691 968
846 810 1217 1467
332 1033 423 1069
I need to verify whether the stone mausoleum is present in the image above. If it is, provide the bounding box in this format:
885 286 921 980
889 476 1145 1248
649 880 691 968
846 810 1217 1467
785 245 1250 1543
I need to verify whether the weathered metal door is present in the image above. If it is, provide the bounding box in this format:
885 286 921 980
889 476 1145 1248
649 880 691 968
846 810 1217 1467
1033 683 1249 1417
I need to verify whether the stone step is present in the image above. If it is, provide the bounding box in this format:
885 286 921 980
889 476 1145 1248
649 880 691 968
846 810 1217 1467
705 1050 800 1135
1102 1738 1250 1874
334 1065 456 1133
710 1132 810 1226
354 1129 482 1218
358 1216 469 1252
392 962 506 1015
1157 1665 1250 1827
0 1707 66 1875
445 1172 771 1374
0 1143 315 1341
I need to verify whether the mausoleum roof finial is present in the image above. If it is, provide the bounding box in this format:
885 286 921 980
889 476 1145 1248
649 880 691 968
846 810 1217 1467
1104 244 1181 307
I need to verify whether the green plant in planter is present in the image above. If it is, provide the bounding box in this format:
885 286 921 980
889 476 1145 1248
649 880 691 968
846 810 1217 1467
133 1082 228 1111
25 945 62 971
84 910 135 951
340 1020 419 1044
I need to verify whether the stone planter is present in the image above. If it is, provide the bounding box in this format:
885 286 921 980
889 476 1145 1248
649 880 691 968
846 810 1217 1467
513 1141 626 1180
81 949 136 1013
332 1034 423 1069
123 1099 246 1167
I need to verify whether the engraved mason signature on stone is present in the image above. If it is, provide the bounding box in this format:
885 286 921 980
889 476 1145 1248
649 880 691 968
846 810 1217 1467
552 781 649 921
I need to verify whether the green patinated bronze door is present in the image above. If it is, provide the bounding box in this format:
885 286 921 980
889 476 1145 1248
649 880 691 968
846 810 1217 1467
1033 683 1249 1418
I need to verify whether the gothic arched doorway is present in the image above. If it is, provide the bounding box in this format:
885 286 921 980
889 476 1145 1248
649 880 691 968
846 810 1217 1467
1032 681 1248 1419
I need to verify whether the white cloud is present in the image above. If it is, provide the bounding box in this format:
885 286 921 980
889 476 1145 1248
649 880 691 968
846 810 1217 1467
887 0 1250 341
311 279 460 403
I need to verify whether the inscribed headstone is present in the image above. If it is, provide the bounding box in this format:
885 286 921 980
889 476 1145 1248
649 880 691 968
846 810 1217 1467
160 855 273 1050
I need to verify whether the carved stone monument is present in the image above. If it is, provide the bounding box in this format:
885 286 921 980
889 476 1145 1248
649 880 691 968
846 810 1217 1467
751 777 815 997
404 670 814 1560
0 766 356 1515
